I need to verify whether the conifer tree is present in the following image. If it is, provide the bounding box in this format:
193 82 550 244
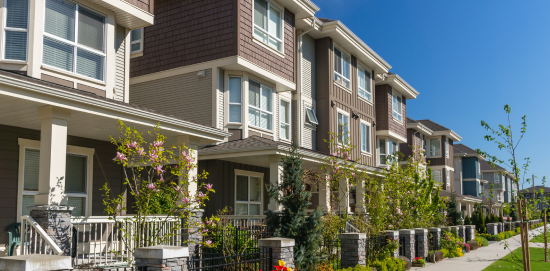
446 192 464 226
265 147 324 269
464 214 471 225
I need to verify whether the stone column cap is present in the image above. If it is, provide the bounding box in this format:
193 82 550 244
465 225 476 228
428 227 441 231
26 205 74 211
449 226 459 229
135 245 189 259
0 254 71 271
414 228 428 234
259 238 295 248
340 233 366 239
398 229 414 234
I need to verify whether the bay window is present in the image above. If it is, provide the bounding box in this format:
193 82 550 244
280 100 290 140
337 111 349 144
130 28 143 53
228 77 242 123
334 47 351 89
236 175 262 215
253 0 283 52
392 92 403 122
4 0 29 61
428 138 441 157
433 170 442 184
43 0 105 81
360 121 371 154
248 80 273 130
358 64 372 101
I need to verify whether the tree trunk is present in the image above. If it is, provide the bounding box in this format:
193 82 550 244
544 211 548 262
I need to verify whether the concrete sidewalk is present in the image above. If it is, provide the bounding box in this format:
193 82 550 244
411 225 548 271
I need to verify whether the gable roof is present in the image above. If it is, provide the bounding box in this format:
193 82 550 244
416 119 451 132
520 186 550 193
480 159 506 171
454 144 477 155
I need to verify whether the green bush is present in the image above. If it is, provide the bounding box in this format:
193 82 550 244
516 227 521 234
369 260 387 271
498 232 506 240
385 257 407 271
439 249 449 258
477 233 492 240
341 264 372 271
492 234 502 241
474 237 489 247
504 232 511 239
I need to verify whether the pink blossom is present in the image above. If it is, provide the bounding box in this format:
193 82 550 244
388 225 393 228
443 211 448 216
195 198 200 203
146 183 155 190
137 148 145 156
130 141 138 148
153 141 164 147
351 172 355 177
182 197 189 204
174 186 183 193
205 183 213 191
333 152 338 157
155 165 165 174
205 240 212 246
113 152 127 162
202 229 208 233
198 192 205 198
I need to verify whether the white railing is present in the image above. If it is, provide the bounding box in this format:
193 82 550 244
345 221 361 233
220 215 267 229
21 215 63 256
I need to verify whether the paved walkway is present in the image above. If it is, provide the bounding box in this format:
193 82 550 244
411 225 549 271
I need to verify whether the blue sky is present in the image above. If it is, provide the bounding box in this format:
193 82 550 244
312 0 549 188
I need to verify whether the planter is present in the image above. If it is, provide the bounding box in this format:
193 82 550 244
412 263 426 267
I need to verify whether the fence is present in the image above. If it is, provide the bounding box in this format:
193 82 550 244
398 235 405 256
320 238 341 270
365 234 387 261
188 247 272 271
203 227 273 254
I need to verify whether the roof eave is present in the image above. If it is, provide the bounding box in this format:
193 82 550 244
383 74 419 99
406 123 433 135
277 0 319 20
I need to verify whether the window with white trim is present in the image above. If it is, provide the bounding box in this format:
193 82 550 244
280 100 290 140
43 0 105 81
379 139 398 165
445 140 449 158
494 174 500 184
337 111 349 144
228 76 242 123
248 80 273 130
360 121 371 154
130 28 143 53
392 92 403 122
4 0 29 61
428 138 441 157
433 169 442 184
235 175 262 215
334 46 351 89
446 169 450 186
21 149 89 217
253 0 283 52
357 64 372 101
479 182 482 194
305 107 318 125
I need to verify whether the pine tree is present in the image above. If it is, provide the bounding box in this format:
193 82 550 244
464 214 471 225
446 191 464 226
265 147 324 269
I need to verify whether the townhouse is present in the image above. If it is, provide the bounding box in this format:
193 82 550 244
519 186 550 211
480 160 514 204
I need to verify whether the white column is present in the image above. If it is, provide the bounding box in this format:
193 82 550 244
177 135 199 199
338 177 350 213
268 155 283 211
317 166 331 213
355 178 366 213
35 106 71 206
467 203 472 218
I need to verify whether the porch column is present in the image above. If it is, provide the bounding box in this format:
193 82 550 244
177 135 199 200
468 203 472 218
317 166 331 212
356 178 366 213
268 155 283 211
338 177 350 213
35 106 71 206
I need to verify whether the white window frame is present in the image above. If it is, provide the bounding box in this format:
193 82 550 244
130 28 143 54
248 79 274 131
445 140 449 158
433 169 442 184
494 173 500 184
252 0 284 53
305 106 318 125
446 169 450 186
360 119 371 155
357 63 372 102
228 76 243 124
3 0 29 62
234 169 263 216
337 108 350 145
392 90 403 122
17 139 94 221
379 138 398 166
333 45 351 90
42 1 107 82
427 137 441 157
279 99 291 141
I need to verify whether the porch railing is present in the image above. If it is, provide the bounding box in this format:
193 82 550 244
219 215 266 229
21 215 63 256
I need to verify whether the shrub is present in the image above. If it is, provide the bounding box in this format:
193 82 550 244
386 257 407 271
315 262 335 271
412 257 426 265
477 233 492 240
498 232 506 240
369 259 387 271
467 240 479 250
515 227 521 234
492 234 502 241
340 264 371 271
474 237 489 247
504 232 511 239
439 248 449 258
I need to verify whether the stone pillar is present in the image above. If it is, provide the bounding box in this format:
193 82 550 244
183 209 203 257
135 245 189 271
504 222 511 231
498 222 503 233
355 178 366 213
414 228 428 259
268 155 283 211
338 177 350 213
36 106 71 206
457 226 466 242
398 229 415 261
28 206 73 256
429 227 441 250
514 221 520 229
465 225 476 241
340 233 366 268
317 166 331 212
383 231 400 258
0 255 72 271
259 238 295 269
487 223 497 235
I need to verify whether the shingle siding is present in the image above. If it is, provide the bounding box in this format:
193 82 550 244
114 25 126 102
123 0 154 13
302 34 315 100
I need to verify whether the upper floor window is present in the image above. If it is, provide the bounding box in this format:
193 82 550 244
280 100 290 141
379 139 398 165
428 138 441 157
433 169 442 184
494 174 500 184
253 0 283 52
337 110 349 144
228 77 242 123
130 28 143 53
4 0 29 61
43 0 105 81
249 80 273 131
360 121 371 154
392 92 403 122
334 47 351 89
445 140 449 158
305 107 318 125
358 64 372 102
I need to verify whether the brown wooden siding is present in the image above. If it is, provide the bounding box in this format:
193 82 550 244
123 0 154 14
239 0 295 83
130 0 236 78
198 159 269 218
0 124 125 246
400 128 422 162
374 84 407 140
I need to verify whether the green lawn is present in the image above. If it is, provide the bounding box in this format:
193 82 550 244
483 247 550 270
531 232 549 243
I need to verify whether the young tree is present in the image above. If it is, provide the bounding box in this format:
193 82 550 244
265 147 324 270
446 192 463 226
464 214 471 225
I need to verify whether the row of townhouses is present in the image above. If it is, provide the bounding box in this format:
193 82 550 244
0 0 516 255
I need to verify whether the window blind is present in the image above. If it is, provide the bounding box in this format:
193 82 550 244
43 37 74 71
6 0 29 29
5 31 27 61
22 195 35 216
65 154 86 193
76 48 103 80
23 149 40 191
77 8 104 51
45 0 76 41
228 77 242 123
68 197 85 216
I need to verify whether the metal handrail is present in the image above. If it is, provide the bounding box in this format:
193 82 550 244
21 215 63 255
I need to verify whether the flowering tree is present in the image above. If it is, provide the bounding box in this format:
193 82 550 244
102 120 214 262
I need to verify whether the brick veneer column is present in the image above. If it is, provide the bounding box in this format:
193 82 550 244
414 228 428 259
135 245 189 271
28 206 73 255
465 225 476 241
457 226 466 242
259 238 295 269
183 209 203 257
398 229 415 261
428 227 441 250
383 231 400 258
504 222 511 231
487 223 498 235
340 233 366 268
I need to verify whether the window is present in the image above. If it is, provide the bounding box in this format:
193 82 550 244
357 64 372 101
479 182 482 194
130 28 143 53
337 111 349 144
280 100 290 140
379 139 398 165
446 169 450 186
422 135 427 153
228 77 242 123
253 0 283 52
21 149 88 217
433 170 442 184
306 107 318 125
494 174 500 184
4 0 29 61
360 121 371 154
392 92 403 122
334 47 351 89
43 0 105 81
235 175 262 215
428 138 441 157
248 80 273 130
445 141 449 158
